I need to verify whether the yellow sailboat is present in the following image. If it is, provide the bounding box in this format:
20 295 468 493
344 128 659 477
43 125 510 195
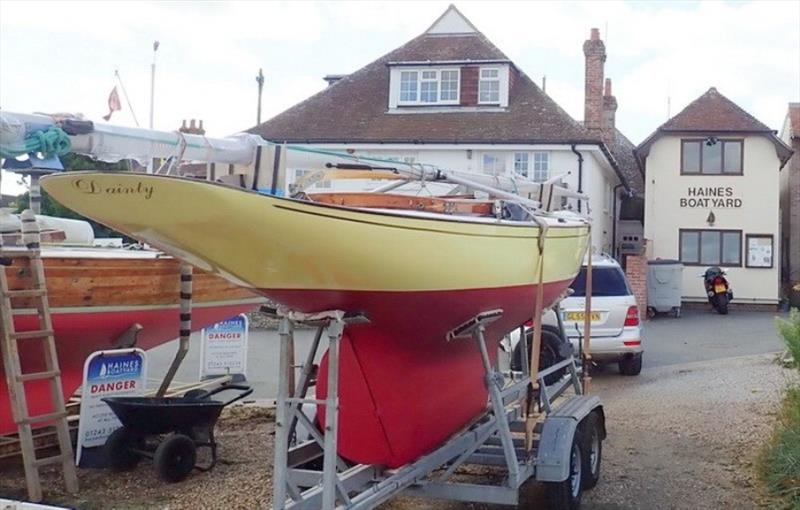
42 171 589 467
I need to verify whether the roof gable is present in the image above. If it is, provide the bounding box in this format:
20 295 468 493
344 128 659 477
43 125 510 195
660 87 772 133
634 88 794 172
425 4 479 35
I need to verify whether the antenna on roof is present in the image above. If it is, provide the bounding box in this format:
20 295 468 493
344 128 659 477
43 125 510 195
667 96 671 120
542 75 547 94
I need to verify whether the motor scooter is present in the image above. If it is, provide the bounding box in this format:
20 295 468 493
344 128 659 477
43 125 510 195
702 266 733 314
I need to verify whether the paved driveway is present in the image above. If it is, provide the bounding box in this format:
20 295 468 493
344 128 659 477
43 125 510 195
641 308 785 369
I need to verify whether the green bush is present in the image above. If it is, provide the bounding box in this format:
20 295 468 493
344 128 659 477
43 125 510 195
777 308 800 369
760 387 800 507
761 309 800 508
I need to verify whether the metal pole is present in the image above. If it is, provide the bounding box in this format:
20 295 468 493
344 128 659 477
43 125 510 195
322 318 344 509
157 264 192 396
147 40 159 174
272 317 293 510
28 175 41 215
582 229 593 393
256 68 265 125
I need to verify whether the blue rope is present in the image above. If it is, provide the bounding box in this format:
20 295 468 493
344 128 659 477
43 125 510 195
0 126 72 158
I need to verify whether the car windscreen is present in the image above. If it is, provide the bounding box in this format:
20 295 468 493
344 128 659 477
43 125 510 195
569 267 632 297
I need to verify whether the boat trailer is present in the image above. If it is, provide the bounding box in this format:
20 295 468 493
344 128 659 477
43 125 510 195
269 306 606 510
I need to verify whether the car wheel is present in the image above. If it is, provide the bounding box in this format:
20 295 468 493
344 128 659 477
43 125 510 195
511 325 569 384
580 412 603 490
618 353 642 376
544 430 583 510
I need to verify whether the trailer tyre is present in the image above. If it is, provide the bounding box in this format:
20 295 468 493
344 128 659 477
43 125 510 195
105 426 142 472
580 413 603 490
511 325 569 385
545 431 583 510
154 434 197 483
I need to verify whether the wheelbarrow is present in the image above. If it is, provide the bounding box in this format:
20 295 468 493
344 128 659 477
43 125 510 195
103 384 253 482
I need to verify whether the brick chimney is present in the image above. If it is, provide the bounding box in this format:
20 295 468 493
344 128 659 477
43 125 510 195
602 78 617 133
583 28 606 133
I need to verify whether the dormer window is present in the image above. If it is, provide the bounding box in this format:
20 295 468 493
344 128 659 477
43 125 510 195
479 68 500 104
397 68 460 105
388 62 510 109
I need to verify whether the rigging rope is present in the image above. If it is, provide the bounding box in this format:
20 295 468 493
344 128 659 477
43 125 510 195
0 126 72 159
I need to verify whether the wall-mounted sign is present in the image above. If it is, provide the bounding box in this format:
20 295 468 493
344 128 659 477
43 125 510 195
200 314 249 379
679 186 742 208
746 234 773 268
76 348 147 465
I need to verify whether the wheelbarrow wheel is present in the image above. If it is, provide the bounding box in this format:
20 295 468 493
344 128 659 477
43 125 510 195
154 434 197 483
105 426 142 472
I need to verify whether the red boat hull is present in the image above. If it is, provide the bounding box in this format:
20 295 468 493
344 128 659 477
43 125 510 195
266 279 570 468
0 303 254 436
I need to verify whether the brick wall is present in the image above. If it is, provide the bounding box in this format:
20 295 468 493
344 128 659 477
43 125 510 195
624 253 649 320
460 66 478 106
790 138 800 304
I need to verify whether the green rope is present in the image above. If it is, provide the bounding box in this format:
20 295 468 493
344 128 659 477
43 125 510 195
0 126 72 159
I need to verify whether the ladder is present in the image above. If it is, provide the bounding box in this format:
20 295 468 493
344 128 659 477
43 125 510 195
0 210 78 502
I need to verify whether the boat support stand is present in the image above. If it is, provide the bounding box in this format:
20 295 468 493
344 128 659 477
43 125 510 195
270 308 604 510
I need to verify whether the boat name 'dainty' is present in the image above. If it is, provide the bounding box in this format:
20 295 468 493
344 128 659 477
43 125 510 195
72 179 154 200
679 186 742 208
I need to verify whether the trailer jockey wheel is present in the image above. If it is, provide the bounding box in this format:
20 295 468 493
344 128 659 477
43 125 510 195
154 434 197 482
105 426 143 472
545 431 584 510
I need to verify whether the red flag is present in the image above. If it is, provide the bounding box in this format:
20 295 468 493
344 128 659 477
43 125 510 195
102 86 121 121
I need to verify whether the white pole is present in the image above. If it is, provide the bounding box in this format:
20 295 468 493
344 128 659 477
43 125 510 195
147 40 159 174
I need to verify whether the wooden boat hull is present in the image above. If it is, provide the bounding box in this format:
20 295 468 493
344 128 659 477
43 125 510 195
41 172 590 467
1 250 262 436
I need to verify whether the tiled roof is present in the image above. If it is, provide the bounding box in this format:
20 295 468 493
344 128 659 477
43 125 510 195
635 88 794 172
660 87 773 133
606 129 643 195
250 32 596 145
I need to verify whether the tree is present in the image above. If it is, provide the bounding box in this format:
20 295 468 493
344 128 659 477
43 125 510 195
14 154 131 239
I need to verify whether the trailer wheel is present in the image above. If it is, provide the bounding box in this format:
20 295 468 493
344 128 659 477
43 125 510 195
154 434 197 483
580 413 603 490
545 431 583 510
105 426 142 472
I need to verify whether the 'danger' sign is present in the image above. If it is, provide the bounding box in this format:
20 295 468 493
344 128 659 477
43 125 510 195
200 314 249 378
77 348 147 464
679 186 742 208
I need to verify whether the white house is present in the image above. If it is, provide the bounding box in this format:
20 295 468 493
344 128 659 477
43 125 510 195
250 5 642 254
636 88 793 306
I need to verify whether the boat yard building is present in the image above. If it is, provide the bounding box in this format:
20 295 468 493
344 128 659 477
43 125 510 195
780 103 800 306
636 88 793 306
250 5 642 255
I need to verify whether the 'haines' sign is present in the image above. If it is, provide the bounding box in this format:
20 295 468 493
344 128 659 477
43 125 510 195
680 186 742 208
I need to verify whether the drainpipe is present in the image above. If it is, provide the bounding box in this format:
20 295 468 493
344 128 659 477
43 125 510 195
571 144 584 213
612 183 624 259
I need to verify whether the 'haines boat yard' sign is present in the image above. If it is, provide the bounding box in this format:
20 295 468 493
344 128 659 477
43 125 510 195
679 186 743 208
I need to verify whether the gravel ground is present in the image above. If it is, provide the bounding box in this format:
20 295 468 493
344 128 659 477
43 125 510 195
0 353 793 509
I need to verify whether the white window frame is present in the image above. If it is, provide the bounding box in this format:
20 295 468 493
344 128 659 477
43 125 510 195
482 152 506 176
478 67 501 104
396 68 460 106
513 152 529 178
532 152 550 182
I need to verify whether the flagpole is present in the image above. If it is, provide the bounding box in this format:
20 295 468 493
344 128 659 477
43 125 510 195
115 70 140 127
147 40 159 174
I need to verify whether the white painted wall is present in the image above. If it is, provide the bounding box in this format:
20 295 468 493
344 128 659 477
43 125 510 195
280 143 621 252
643 135 782 303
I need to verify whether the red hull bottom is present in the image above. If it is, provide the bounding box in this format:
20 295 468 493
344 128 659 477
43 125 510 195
1 304 254 436
265 279 571 468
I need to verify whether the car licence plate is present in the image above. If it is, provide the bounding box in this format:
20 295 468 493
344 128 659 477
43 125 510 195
714 284 727 293
565 311 601 322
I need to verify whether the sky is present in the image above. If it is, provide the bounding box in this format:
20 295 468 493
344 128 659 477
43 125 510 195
1 0 799 195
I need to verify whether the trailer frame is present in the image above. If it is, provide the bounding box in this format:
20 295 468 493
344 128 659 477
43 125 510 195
269 305 605 510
